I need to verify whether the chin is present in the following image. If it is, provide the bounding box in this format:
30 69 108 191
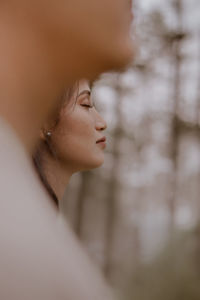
82 156 104 171
114 41 134 69
92 37 134 77
104 36 134 71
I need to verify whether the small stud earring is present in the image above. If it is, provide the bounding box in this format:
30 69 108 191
46 131 52 137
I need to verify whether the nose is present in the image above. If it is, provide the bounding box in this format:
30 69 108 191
95 111 107 131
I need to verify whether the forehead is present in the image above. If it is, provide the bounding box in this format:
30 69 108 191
78 79 90 92
61 79 90 112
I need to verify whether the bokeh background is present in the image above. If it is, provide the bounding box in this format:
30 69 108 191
62 0 200 297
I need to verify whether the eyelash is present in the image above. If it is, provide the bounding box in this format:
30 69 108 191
81 104 93 109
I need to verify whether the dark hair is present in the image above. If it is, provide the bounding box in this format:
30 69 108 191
33 84 79 207
33 141 59 206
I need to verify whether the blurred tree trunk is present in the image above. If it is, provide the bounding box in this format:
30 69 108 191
195 32 200 218
75 171 92 238
195 32 200 124
104 75 123 280
168 0 184 230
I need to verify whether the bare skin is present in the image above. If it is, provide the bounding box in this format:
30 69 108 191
0 124 114 300
39 80 107 202
0 2 133 299
0 1 133 154
0 81 112 300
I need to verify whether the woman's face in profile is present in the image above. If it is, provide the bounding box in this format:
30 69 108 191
51 80 107 173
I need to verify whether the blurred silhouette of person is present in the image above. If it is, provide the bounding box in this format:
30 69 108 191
0 0 133 153
33 80 107 206
0 1 134 299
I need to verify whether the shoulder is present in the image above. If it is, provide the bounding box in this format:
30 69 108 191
0 118 113 300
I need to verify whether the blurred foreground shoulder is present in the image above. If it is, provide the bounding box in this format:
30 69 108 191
0 118 115 300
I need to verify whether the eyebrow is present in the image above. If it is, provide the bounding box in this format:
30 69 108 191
78 90 91 97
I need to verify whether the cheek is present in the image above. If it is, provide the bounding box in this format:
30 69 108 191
51 115 105 170
53 115 95 159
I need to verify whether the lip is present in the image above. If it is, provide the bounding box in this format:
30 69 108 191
96 136 106 143
96 136 107 148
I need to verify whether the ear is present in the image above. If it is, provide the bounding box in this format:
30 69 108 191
39 116 56 141
40 122 52 141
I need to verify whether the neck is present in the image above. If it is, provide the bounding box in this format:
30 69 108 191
41 152 73 203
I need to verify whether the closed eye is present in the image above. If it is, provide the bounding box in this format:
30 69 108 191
81 104 93 108
78 89 94 108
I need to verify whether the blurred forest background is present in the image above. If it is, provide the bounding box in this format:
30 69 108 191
61 0 200 297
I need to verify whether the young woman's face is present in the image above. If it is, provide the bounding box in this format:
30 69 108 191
51 80 107 173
